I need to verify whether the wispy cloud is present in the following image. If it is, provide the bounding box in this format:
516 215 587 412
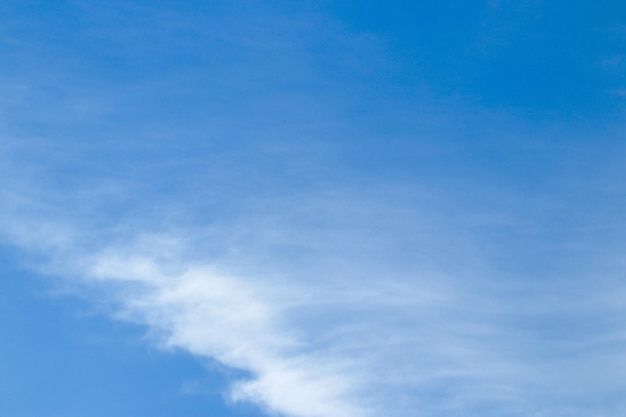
0 142 491 416
0 162 612 417
84 246 369 417
3 116 626 417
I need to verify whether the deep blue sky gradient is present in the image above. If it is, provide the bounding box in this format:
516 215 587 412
2 1 626 417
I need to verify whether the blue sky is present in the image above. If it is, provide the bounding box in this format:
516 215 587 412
2 1 626 417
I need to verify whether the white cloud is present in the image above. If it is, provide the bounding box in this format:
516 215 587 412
0 169 611 417
70 240 373 417
2 84 626 417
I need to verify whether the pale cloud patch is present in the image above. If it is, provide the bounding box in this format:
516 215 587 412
73 242 373 417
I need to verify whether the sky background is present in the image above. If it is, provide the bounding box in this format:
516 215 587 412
2 1 626 417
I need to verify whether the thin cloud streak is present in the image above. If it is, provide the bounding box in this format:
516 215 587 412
3 124 626 417
0 157 517 416
84 249 369 417
0 174 598 417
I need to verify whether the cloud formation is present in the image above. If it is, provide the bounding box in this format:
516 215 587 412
84 246 368 417
3 126 626 417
